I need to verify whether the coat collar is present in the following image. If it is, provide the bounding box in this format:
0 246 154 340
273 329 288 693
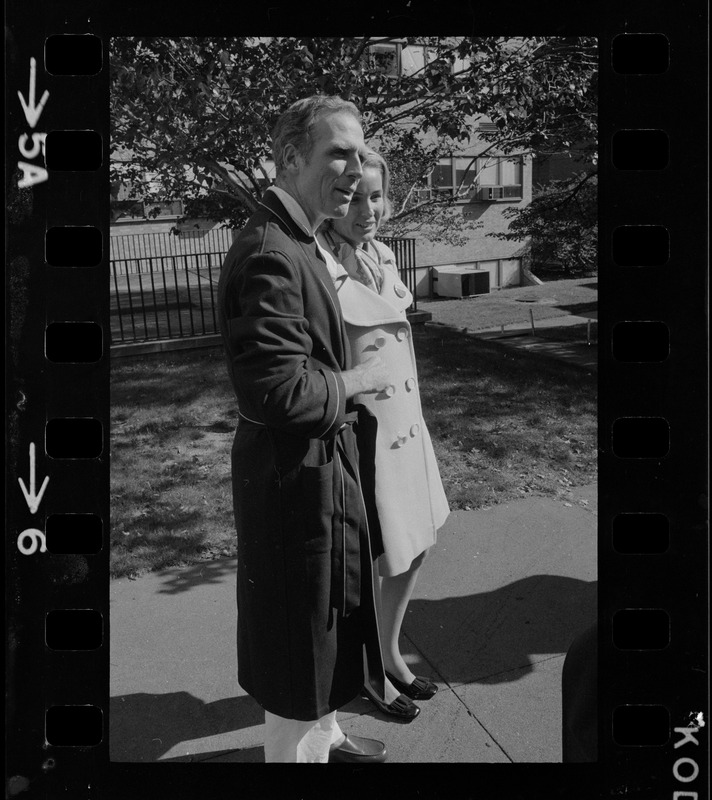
258 188 347 359
265 186 317 237
336 267 412 327
258 189 313 244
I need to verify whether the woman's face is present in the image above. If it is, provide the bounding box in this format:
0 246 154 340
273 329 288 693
331 165 385 246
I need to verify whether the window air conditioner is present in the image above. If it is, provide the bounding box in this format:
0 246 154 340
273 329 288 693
476 186 505 201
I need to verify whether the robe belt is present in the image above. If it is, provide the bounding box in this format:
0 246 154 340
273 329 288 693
332 414 366 617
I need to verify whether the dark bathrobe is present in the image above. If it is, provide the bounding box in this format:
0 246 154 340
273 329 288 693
217 190 384 721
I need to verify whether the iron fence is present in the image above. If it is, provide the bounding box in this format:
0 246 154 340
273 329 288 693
110 232 417 345
109 228 234 273
111 252 222 344
380 236 418 311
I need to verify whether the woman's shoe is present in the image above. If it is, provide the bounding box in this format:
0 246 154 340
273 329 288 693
385 672 438 700
362 685 421 721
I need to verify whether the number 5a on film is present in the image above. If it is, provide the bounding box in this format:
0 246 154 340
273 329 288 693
17 56 49 189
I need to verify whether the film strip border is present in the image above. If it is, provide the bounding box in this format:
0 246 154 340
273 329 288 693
6 29 109 797
601 30 708 798
599 33 708 798
4 17 708 800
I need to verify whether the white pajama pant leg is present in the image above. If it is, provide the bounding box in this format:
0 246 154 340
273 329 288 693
263 710 344 763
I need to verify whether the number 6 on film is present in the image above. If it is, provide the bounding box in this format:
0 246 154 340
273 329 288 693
17 528 47 555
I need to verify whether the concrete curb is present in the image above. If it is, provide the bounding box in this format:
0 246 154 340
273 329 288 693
424 320 597 372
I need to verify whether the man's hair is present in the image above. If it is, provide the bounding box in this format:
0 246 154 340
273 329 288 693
272 95 362 175
360 149 393 223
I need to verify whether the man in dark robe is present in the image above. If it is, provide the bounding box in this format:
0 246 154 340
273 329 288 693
218 95 390 763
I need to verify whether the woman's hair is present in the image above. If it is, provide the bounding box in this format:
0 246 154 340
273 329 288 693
359 148 393 223
272 95 361 175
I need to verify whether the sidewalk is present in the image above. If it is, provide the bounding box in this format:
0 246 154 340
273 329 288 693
110 483 597 764
425 314 598 372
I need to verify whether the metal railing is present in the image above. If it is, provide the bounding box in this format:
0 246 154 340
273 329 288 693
380 235 418 312
109 228 234 274
111 252 222 343
110 232 417 345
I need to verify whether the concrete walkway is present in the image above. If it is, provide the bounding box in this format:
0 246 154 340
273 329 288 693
110 484 597 764
425 313 598 372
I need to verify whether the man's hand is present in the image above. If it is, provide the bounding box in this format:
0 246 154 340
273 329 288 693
341 352 392 399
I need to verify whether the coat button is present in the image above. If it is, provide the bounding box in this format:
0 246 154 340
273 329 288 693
394 284 407 298
405 377 415 391
383 385 396 397
410 423 420 437
396 327 409 341
374 335 386 349
394 432 408 447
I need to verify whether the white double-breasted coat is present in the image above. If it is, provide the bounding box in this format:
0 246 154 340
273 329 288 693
333 241 450 576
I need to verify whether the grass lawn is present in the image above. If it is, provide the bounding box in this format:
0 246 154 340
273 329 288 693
110 328 596 579
413 328 596 510
420 277 598 332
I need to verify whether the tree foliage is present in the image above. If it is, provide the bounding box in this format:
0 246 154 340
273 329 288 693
491 171 597 275
110 36 597 238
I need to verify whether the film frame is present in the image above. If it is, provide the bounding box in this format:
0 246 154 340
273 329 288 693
5 3 708 798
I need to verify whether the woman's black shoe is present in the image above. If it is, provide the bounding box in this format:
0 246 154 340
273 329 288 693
362 685 421 721
385 672 438 700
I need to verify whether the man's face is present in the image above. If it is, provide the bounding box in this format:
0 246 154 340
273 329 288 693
288 111 366 229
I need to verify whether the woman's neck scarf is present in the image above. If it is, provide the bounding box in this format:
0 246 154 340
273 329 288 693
323 227 385 294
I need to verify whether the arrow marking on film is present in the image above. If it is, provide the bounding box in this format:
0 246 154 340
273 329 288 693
17 58 50 129
18 442 50 514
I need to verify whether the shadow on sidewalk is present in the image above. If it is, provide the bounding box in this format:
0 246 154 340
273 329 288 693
403 575 597 685
151 558 238 595
110 690 263 762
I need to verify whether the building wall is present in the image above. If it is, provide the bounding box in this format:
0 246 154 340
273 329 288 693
412 202 530 269
395 150 533 295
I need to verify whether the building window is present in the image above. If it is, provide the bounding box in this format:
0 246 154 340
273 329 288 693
368 40 464 78
368 42 400 77
454 157 479 193
111 200 145 222
452 52 472 74
143 199 184 219
430 161 455 197
427 155 523 201
400 44 438 76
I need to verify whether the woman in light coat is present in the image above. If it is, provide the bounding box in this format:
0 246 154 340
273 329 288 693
318 150 450 720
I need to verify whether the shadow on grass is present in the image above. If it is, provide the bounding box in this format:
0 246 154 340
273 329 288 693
110 527 217 579
111 347 231 411
414 327 596 439
110 329 596 577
